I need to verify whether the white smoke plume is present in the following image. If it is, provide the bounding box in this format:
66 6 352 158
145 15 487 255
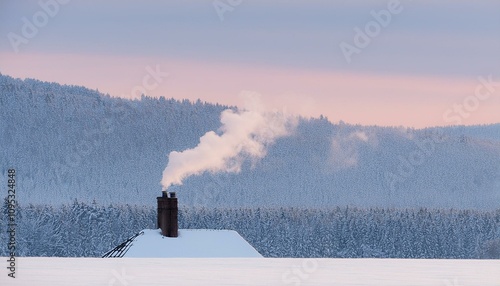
329 130 377 170
161 92 297 191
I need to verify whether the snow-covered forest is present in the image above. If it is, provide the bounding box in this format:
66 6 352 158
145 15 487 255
1 74 499 209
0 201 499 259
1 74 500 258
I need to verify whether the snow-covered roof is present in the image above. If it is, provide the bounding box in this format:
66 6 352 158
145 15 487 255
120 229 262 258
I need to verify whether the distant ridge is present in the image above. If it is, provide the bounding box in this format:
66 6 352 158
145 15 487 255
1 74 499 209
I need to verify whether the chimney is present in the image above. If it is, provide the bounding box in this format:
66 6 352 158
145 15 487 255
157 191 178 237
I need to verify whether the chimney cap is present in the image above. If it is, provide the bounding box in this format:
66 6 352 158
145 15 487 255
169 192 176 198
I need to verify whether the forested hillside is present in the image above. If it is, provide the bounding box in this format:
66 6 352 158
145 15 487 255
0 202 499 259
1 74 500 209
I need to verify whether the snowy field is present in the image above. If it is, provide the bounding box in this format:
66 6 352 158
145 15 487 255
2 257 499 286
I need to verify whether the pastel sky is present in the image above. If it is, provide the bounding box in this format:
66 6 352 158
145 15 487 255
1 0 499 127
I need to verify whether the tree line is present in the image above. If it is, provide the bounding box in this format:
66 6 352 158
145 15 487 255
1 200 499 259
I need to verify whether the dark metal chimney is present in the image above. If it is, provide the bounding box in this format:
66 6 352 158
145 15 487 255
157 191 178 237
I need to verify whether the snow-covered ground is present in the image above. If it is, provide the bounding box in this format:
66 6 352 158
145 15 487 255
124 229 262 258
2 257 499 286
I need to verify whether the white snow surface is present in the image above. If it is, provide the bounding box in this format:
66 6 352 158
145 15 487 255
2 258 500 286
123 229 262 258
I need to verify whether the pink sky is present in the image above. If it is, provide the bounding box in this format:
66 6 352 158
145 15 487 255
1 52 499 128
1 1 499 128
